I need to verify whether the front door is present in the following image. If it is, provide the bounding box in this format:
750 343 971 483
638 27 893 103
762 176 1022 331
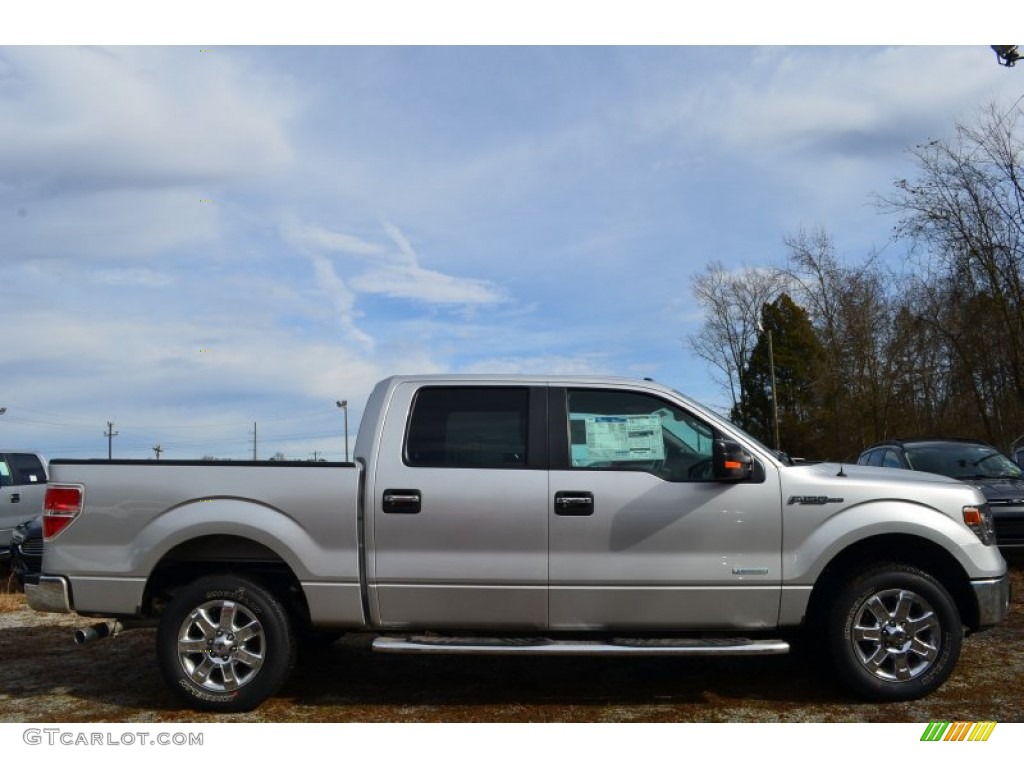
547 387 783 630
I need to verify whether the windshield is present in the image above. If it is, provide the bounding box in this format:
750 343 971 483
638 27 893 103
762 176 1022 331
904 442 1023 480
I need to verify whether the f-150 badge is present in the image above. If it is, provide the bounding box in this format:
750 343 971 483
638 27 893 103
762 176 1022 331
788 495 844 505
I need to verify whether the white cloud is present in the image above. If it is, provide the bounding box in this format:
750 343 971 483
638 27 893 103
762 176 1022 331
4 187 220 262
0 46 296 188
460 354 612 376
91 267 177 287
309 252 374 348
286 218 508 306
0 306 449 458
349 263 504 305
651 48 1004 155
286 222 387 257
355 220 506 304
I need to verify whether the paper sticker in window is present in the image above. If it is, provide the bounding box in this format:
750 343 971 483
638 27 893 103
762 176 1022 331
576 414 665 464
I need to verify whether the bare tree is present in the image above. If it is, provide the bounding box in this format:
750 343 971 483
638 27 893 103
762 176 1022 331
783 227 902 456
687 262 788 411
881 101 1024 446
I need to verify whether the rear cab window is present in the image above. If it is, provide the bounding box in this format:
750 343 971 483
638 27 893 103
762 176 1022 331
0 453 47 487
7 454 47 485
405 387 539 469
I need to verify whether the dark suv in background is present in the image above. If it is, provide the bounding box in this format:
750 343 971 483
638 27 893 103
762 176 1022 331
858 438 1024 552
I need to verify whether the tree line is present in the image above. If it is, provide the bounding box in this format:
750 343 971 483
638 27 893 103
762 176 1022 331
688 102 1024 461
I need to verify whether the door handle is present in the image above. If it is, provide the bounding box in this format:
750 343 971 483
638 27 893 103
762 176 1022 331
382 489 422 514
11 493 19 503
554 491 594 516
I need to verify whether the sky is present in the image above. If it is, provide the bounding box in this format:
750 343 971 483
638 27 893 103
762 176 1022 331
2 5 1023 461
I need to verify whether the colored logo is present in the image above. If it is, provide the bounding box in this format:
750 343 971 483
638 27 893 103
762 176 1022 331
921 722 996 741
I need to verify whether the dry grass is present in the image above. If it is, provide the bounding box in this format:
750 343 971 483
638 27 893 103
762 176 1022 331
0 565 25 613
0 558 1021 722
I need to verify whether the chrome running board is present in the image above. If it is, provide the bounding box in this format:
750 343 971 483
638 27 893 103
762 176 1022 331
372 635 790 656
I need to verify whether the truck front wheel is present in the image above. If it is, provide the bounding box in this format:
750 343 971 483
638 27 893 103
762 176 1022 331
828 563 962 701
157 574 296 712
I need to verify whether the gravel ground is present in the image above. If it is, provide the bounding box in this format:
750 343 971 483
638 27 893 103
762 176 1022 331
1 561 1021 723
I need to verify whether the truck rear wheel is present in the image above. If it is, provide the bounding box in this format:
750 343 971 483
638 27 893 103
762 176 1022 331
157 574 296 712
828 563 961 701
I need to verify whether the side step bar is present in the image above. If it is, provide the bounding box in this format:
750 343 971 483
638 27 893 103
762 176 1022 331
372 635 790 656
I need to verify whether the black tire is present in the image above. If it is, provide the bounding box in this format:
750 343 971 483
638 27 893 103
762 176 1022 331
827 563 962 702
157 574 296 712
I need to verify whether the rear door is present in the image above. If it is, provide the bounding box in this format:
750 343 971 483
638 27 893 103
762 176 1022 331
368 383 550 629
547 387 783 630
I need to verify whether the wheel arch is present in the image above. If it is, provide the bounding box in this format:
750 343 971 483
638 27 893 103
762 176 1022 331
142 534 312 629
804 534 980 632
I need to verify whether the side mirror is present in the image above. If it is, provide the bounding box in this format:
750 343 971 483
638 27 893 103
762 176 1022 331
713 438 754 482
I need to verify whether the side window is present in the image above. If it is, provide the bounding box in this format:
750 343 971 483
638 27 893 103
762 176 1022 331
7 454 47 484
406 387 529 469
0 459 9 487
566 389 715 481
881 449 903 469
861 449 883 467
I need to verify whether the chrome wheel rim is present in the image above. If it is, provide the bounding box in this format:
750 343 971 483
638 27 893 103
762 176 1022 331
176 599 266 692
850 588 940 682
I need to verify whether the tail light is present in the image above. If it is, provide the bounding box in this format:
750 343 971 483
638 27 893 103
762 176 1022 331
43 484 84 540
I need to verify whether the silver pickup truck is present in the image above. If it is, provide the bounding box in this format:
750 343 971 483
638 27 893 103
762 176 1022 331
28 375 1010 711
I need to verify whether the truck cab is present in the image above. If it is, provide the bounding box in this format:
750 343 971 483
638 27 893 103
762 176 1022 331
0 450 48 555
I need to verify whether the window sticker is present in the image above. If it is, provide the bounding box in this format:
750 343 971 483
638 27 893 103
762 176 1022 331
574 414 665 464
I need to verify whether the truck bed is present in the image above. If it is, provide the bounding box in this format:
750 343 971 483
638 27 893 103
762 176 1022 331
43 459 364 625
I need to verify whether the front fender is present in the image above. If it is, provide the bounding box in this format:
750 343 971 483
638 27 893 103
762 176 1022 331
783 499 1005 584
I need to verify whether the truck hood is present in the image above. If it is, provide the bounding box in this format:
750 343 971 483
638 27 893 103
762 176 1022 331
779 461 985 517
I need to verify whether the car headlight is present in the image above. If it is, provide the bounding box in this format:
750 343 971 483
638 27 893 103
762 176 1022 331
963 504 996 545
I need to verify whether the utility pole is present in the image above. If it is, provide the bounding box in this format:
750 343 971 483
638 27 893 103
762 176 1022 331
336 400 349 462
767 328 780 452
153 444 163 460
252 421 257 461
104 421 118 459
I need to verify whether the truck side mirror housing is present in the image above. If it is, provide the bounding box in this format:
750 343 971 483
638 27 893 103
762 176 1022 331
713 439 754 482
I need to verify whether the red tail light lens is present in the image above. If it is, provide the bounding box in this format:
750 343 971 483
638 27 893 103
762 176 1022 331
43 484 84 540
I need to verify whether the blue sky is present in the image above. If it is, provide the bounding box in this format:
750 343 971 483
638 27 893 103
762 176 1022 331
2 9 1022 460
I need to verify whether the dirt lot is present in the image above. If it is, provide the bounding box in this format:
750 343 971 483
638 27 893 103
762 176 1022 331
2 562 1021 723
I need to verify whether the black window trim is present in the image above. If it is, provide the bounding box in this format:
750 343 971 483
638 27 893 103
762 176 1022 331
402 385 548 470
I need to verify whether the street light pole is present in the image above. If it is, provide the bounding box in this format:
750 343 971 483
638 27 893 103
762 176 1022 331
336 400 349 462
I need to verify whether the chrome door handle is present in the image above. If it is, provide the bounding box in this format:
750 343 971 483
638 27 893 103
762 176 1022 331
382 489 422 514
554 491 594 516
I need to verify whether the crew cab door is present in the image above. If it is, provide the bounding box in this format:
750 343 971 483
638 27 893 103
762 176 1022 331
547 387 782 630
368 383 550 629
